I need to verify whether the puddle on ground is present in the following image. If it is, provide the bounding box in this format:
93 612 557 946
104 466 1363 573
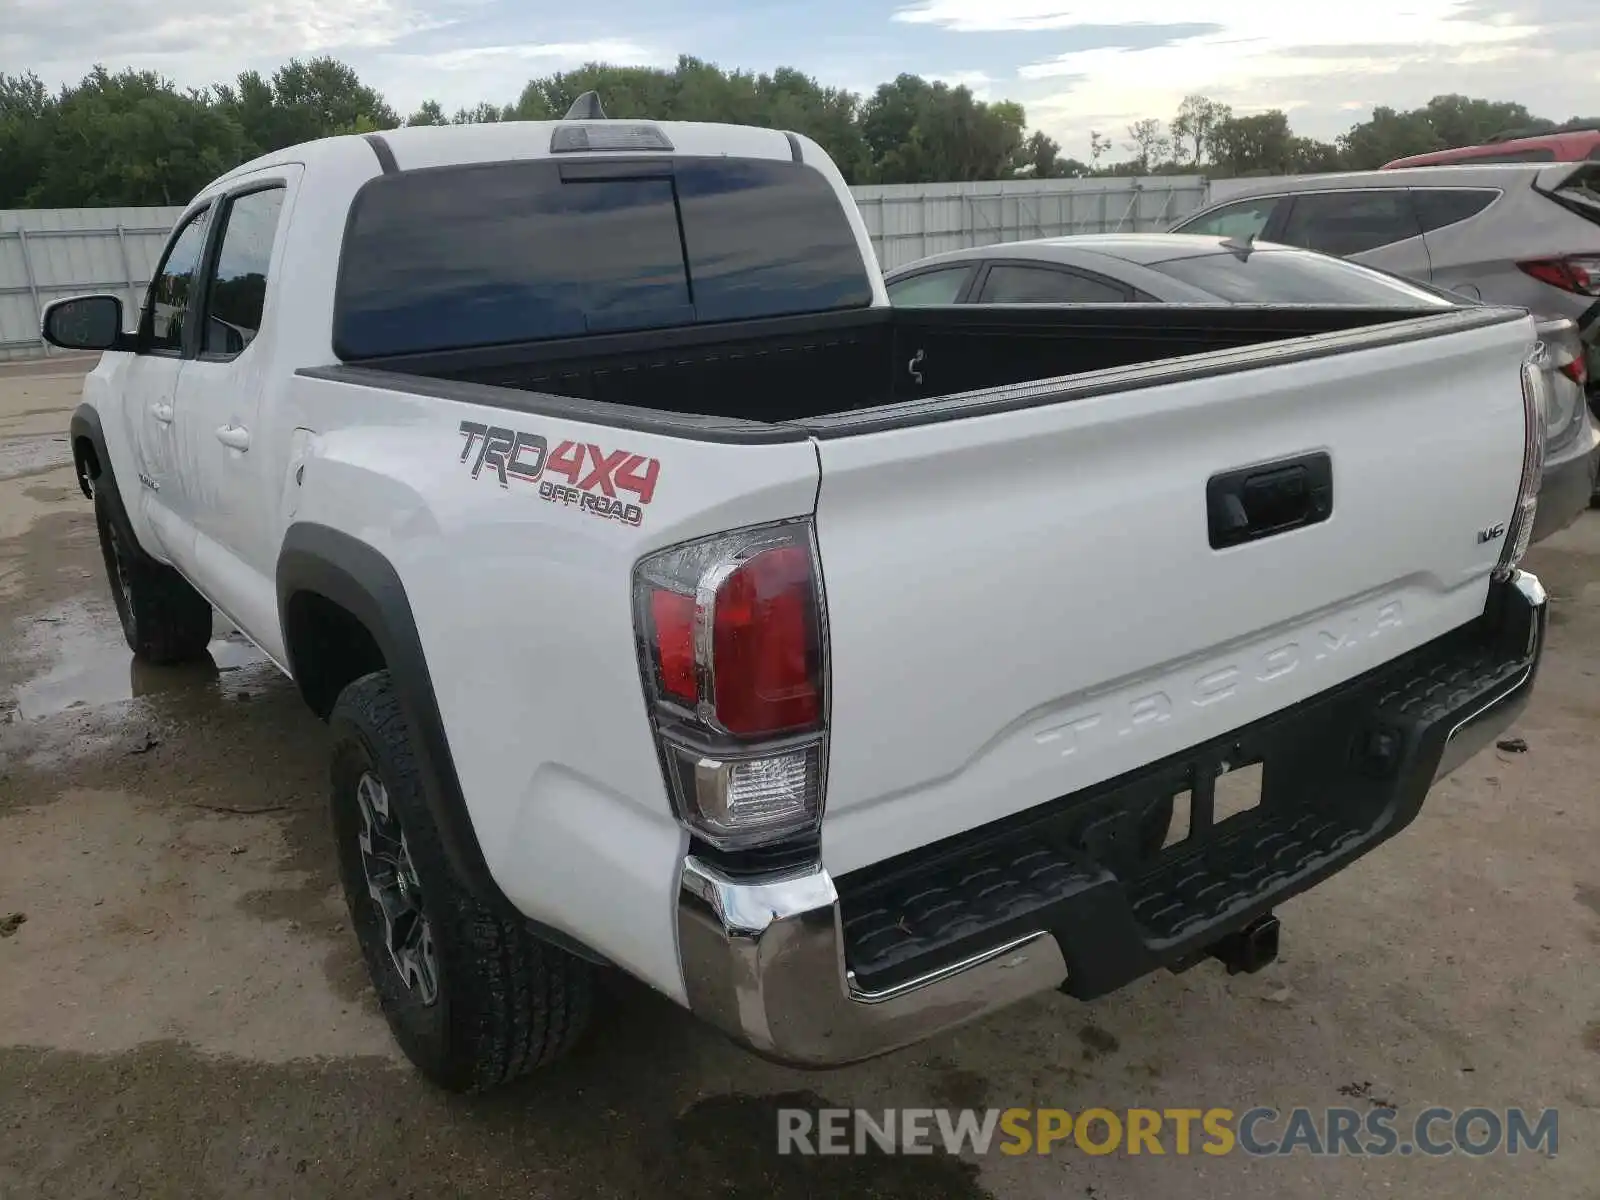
9 596 275 721
0 433 72 482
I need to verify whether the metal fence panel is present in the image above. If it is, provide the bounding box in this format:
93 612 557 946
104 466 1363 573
0 207 183 360
852 177 1209 270
1 177 1211 358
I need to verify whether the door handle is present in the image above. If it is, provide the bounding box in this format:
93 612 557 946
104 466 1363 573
151 403 174 424
215 425 251 452
1206 452 1332 549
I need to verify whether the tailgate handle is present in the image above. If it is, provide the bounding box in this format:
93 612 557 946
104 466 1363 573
1207 452 1332 549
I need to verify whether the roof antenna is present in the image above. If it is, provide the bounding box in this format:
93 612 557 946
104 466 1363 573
564 91 606 120
1220 231 1257 261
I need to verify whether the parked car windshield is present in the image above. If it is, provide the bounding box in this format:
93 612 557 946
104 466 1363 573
1146 248 1456 307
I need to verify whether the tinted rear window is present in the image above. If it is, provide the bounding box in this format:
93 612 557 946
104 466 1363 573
1278 190 1421 256
1145 249 1455 306
334 157 872 358
1413 188 1500 232
976 264 1131 303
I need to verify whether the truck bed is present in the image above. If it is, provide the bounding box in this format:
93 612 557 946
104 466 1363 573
328 304 1439 425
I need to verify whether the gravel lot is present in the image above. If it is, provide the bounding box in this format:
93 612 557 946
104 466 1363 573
2 360 1597 1199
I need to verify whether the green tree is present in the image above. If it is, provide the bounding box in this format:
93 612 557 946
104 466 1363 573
1170 95 1230 165
453 102 509 124
407 100 447 126
1018 130 1064 177
1088 130 1112 169
1124 118 1171 172
859 75 1025 183
0 73 54 207
1338 104 1443 168
1211 110 1296 176
1337 94 1556 168
25 68 247 206
508 57 871 180
1288 136 1343 173
215 57 398 155
1422 94 1547 149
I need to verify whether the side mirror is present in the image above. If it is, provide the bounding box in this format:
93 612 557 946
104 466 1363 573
41 294 126 352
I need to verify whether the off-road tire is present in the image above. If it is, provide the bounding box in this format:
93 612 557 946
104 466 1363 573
92 478 213 664
329 670 594 1093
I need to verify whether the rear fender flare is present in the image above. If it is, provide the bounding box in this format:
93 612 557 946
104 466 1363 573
275 522 610 966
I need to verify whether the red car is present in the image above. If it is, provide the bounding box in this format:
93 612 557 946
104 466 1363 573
1383 125 1600 169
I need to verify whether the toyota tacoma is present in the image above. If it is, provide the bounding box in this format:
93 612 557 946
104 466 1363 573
46 104 1550 1092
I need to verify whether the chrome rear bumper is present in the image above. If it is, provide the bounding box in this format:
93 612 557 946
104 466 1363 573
677 857 1069 1067
677 571 1547 1067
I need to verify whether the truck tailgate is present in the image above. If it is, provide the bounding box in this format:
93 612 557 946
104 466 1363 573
812 311 1535 875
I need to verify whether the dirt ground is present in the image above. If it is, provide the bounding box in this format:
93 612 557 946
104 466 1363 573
2 359 1597 1199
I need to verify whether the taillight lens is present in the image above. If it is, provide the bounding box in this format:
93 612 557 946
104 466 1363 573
710 545 821 735
634 520 828 849
1496 356 1547 581
1517 256 1600 297
649 590 696 705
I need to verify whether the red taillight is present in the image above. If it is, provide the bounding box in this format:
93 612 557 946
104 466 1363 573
650 589 696 705
1517 256 1600 297
711 545 821 736
633 521 829 850
1560 357 1588 387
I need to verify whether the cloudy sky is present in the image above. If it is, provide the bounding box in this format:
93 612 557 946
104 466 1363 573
5 0 1595 156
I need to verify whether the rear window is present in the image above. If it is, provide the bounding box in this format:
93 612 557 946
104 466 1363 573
334 157 873 359
1278 190 1421 256
1144 249 1456 306
976 264 1131 303
1413 188 1500 232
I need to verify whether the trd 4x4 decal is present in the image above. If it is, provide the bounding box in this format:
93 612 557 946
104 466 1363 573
456 421 660 528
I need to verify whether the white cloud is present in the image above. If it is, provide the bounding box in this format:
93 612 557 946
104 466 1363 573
894 0 1564 154
392 40 668 72
2 0 450 66
3 0 671 115
927 70 996 99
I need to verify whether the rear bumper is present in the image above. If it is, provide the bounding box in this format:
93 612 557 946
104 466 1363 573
676 571 1547 1067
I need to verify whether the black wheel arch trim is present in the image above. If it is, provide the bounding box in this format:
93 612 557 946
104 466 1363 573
69 401 112 501
276 522 612 967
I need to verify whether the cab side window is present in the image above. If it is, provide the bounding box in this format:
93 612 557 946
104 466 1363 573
142 207 212 353
201 187 287 359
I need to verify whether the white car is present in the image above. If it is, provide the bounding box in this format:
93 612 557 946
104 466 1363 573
44 101 1549 1092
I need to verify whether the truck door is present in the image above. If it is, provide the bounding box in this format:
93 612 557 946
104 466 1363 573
119 203 213 566
168 170 298 656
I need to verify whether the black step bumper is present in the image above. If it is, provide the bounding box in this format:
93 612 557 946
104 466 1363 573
676 571 1546 1066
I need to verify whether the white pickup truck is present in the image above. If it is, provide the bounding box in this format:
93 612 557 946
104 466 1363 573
45 107 1550 1094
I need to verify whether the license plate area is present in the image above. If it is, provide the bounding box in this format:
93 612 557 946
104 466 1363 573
1072 734 1287 879
1165 760 1264 851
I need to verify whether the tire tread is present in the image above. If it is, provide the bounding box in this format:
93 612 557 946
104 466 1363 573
331 671 593 1092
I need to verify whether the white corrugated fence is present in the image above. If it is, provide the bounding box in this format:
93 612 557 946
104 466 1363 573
2 176 1212 359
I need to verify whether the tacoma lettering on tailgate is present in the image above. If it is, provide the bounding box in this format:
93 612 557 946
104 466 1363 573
1035 598 1405 758
456 421 660 528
